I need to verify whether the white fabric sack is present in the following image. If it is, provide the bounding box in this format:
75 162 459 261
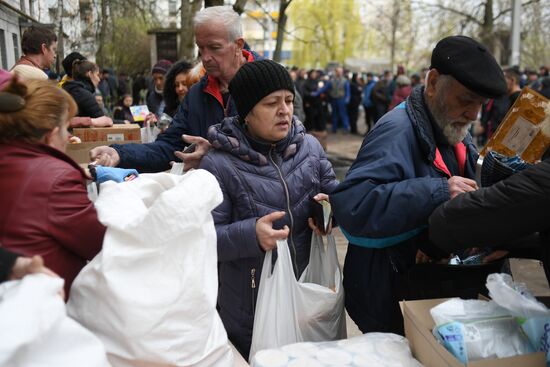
0 274 110 367
67 170 233 367
249 234 346 360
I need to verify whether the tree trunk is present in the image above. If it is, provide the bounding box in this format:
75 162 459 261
389 0 400 72
480 0 495 53
179 0 202 60
233 0 248 14
96 0 109 66
273 0 291 62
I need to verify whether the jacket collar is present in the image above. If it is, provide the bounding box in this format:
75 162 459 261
207 116 305 166
405 86 473 163
6 140 88 178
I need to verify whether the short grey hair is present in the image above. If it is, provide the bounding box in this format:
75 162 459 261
194 6 243 42
426 69 453 90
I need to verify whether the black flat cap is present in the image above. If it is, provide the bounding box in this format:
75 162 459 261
430 35 506 98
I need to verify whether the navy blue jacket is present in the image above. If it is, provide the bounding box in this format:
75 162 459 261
199 117 338 357
332 86 478 267
112 50 260 173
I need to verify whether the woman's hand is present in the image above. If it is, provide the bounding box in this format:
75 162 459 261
10 255 65 300
143 113 158 126
256 211 290 252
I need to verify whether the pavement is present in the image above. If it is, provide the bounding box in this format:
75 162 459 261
318 112 550 337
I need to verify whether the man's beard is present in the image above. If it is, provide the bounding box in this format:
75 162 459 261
429 93 473 145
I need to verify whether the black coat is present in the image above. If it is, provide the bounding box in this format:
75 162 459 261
429 158 550 282
63 79 104 118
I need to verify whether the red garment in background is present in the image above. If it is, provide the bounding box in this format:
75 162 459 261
389 85 413 110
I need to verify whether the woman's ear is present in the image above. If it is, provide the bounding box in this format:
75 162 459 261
43 126 60 146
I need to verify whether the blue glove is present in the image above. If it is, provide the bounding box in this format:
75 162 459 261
94 166 139 183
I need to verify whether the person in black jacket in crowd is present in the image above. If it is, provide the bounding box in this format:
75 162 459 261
429 158 550 285
112 94 134 124
347 73 362 134
63 60 113 124
146 59 173 116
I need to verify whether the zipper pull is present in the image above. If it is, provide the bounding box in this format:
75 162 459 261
251 268 256 289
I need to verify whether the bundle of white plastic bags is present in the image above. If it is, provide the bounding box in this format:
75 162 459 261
249 234 346 360
0 274 110 367
67 170 234 367
251 333 422 367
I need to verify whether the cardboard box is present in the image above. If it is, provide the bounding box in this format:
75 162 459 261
402 298 546 367
65 140 139 164
72 124 141 143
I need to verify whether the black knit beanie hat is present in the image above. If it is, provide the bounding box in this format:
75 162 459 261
229 59 295 119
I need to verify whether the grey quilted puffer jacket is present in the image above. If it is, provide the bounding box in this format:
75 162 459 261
199 116 338 358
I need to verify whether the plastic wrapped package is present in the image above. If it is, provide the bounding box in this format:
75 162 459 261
486 273 550 365
251 333 422 367
480 87 550 164
431 297 534 364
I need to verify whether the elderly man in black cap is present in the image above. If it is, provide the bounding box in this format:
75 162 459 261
331 35 507 335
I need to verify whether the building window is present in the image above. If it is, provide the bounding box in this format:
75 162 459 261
156 33 178 63
0 30 7 69
13 33 19 60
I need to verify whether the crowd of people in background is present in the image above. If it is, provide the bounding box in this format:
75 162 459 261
12 25 550 153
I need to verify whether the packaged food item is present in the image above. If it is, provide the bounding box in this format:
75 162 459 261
251 333 422 367
480 87 550 164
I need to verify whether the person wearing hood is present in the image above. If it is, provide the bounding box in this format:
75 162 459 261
62 60 113 125
199 59 338 359
146 59 173 116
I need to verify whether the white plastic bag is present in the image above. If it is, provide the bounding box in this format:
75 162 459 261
140 120 160 143
0 274 110 367
249 234 346 360
251 333 423 367
486 273 550 364
67 170 234 367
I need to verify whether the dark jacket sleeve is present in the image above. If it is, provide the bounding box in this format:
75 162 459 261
200 153 264 262
48 169 106 260
0 247 19 283
429 158 550 253
313 136 339 195
112 95 190 172
65 84 104 118
331 117 449 247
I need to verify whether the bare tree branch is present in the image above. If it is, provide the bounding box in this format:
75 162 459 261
423 3 482 25
493 0 540 20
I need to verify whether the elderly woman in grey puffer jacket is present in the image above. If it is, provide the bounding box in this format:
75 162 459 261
199 60 338 359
